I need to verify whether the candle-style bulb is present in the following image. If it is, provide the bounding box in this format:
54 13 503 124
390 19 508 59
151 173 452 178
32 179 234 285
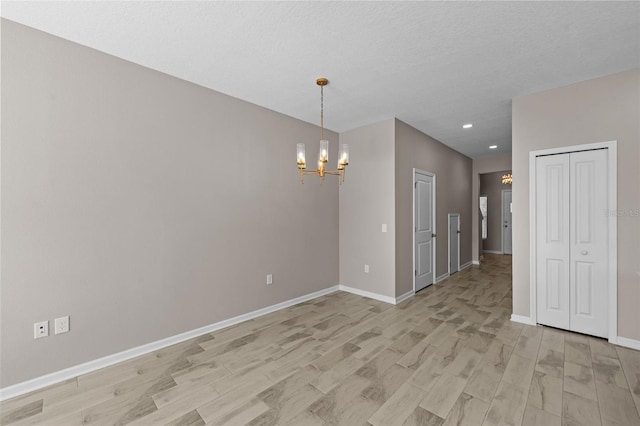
297 143 306 169
318 140 329 163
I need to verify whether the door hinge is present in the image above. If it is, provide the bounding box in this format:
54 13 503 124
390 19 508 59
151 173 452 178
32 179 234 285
415 270 417 276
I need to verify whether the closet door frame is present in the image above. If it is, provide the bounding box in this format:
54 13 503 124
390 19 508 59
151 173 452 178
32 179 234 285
529 140 617 343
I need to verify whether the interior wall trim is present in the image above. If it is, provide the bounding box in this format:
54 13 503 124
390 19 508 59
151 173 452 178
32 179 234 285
338 285 416 305
0 285 341 401
460 261 473 270
614 336 640 351
510 314 537 326
338 284 396 305
435 273 450 283
395 290 415 304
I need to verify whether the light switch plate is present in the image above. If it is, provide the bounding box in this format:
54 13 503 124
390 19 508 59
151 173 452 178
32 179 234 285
381 224 387 233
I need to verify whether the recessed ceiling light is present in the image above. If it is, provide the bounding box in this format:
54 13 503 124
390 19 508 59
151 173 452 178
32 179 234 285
489 145 498 149
462 124 473 129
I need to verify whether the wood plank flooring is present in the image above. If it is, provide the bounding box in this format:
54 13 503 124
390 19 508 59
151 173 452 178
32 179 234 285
2 254 640 425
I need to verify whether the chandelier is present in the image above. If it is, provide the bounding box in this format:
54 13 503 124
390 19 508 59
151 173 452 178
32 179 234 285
297 78 349 184
502 173 513 184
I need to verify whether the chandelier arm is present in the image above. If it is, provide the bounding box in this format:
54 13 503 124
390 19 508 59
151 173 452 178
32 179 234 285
302 170 343 176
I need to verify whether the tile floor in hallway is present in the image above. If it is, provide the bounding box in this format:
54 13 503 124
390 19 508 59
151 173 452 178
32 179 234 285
1 254 639 425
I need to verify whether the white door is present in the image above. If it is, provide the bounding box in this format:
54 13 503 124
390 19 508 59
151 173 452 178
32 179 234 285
415 171 435 291
536 154 571 330
502 191 513 254
570 150 608 337
449 214 460 274
535 150 608 338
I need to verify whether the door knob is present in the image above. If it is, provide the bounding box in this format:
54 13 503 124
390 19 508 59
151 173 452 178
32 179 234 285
581 250 588 255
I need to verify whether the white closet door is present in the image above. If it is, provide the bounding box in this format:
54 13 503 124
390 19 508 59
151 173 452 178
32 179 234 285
536 154 571 330
570 150 608 338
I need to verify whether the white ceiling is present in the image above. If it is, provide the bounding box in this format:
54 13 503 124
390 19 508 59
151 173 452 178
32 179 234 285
2 1 639 158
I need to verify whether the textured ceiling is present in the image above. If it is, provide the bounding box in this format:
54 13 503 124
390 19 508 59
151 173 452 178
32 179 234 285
2 1 639 158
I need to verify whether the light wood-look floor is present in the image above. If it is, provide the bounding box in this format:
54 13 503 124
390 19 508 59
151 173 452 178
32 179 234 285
2 255 640 426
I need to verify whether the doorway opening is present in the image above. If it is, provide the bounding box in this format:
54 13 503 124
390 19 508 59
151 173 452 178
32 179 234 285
479 170 512 255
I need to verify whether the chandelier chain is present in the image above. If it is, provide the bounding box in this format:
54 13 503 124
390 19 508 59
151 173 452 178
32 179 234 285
320 84 324 140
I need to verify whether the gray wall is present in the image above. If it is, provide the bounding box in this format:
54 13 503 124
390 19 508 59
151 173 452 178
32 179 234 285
512 68 640 341
480 170 512 253
1 20 339 387
339 119 396 298
471 155 512 262
395 119 472 296
339 118 473 299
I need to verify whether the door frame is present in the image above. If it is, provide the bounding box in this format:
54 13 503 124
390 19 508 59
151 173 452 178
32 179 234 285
448 213 460 275
529 140 617 342
413 169 436 292
501 190 512 254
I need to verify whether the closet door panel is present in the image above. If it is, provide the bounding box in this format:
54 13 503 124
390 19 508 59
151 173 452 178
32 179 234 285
570 150 608 338
536 154 571 330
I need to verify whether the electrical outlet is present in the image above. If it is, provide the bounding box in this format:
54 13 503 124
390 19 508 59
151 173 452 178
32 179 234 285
364 264 370 273
266 274 273 285
55 316 70 335
34 321 49 339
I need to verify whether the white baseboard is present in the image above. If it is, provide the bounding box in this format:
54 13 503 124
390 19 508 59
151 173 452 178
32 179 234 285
338 284 396 305
483 250 503 255
395 290 415 304
510 314 537 326
472 260 481 265
435 273 450 283
460 261 472 270
0 285 340 401
615 336 640 351
338 285 415 305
